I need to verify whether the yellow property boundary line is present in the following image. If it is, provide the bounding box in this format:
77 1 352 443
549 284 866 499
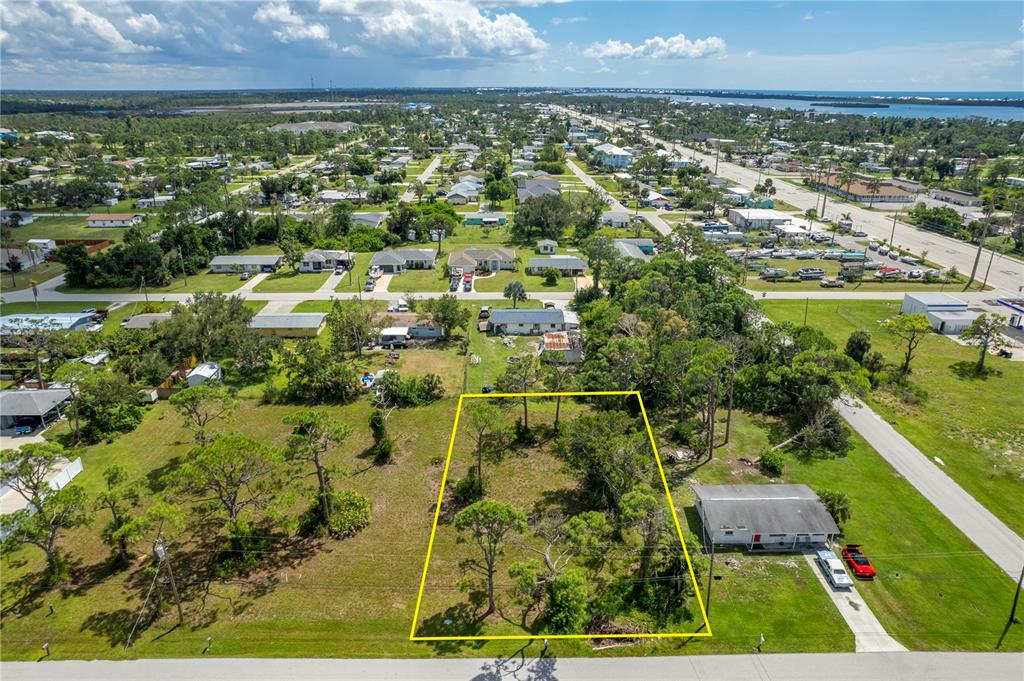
409 390 713 641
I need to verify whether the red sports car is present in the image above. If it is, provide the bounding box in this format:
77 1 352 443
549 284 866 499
841 544 876 579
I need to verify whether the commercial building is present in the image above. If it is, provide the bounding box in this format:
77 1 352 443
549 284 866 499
900 293 980 335
727 208 794 231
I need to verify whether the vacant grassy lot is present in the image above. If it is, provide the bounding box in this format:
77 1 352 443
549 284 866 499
58 271 246 295
253 270 331 293
9 216 156 244
762 300 1024 536
389 268 451 293
672 409 1022 652
0 260 65 290
472 271 576 294
334 253 375 293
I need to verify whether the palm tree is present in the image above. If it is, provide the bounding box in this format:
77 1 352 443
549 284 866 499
866 177 882 208
503 280 527 309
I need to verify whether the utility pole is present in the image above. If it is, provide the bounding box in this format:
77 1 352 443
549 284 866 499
178 250 188 287
125 533 183 649
889 209 899 246
803 297 810 325
1009 563 1023 625
155 534 184 625
141 274 149 303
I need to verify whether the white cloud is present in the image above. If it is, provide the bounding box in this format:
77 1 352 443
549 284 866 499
595 66 614 73
551 16 586 25
803 12 815 21
125 12 161 35
254 2 331 43
562 65 576 72
583 33 726 60
322 0 547 61
57 0 158 53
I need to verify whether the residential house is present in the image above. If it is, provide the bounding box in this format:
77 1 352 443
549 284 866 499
352 212 388 229
488 308 580 336
249 313 327 338
370 248 436 274
516 177 560 203
446 181 481 205
448 247 517 273
0 209 36 225
536 239 558 254
0 388 71 430
319 189 369 204
464 212 507 227
186 362 222 387
613 238 654 261
692 484 840 551
592 142 633 169
640 190 671 209
136 195 174 209
122 313 173 330
372 312 443 339
26 239 56 256
377 327 409 348
526 256 587 276
87 213 143 228
1 313 94 336
601 211 632 229
208 255 283 274
450 143 480 154
300 249 355 272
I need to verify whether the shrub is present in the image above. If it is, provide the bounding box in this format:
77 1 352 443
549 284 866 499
542 267 561 286
844 330 871 365
298 490 371 538
534 161 566 175
369 409 395 464
452 467 486 505
546 568 589 633
759 448 785 477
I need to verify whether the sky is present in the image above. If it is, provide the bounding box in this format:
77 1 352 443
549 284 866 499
1 1 1022 92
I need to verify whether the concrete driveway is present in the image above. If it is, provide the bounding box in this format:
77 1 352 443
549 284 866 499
802 552 906 652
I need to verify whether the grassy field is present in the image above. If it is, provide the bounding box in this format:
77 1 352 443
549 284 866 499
389 268 451 293
674 410 1022 652
472 270 576 294
57 271 246 295
0 260 65 290
761 300 1024 536
8 216 156 244
253 270 331 293
333 253 375 293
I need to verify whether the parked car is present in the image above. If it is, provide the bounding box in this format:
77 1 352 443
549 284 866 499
463 279 472 292
368 265 383 279
867 241 880 251
363 279 375 292
334 266 346 274
240 271 251 280
478 306 491 320
907 269 924 279
14 416 37 434
820 277 845 288
997 349 1013 358
878 246 890 256
543 302 556 309
435 189 447 196
449 278 460 292
795 267 826 280
852 230 868 237
841 544 876 579
888 250 900 260
816 549 854 589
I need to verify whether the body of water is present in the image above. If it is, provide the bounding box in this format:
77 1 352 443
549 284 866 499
583 90 1024 121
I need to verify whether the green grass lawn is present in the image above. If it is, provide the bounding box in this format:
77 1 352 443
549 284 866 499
334 253 374 293
761 300 1024 536
253 270 331 293
0 260 65 290
388 268 451 293
9 216 156 244
57 271 246 295
674 410 1022 651
472 270 576 294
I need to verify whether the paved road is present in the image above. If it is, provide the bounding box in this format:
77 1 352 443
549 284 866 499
566 158 671 236
801 553 906 653
554 105 1023 296
401 155 442 202
835 396 1024 580
6 652 1022 681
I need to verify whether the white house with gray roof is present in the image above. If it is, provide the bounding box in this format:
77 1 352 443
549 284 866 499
448 247 517 273
209 255 283 274
370 249 436 274
526 256 587 276
488 308 580 336
300 249 355 272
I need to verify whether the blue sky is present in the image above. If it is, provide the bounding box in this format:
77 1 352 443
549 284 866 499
1 1 1021 91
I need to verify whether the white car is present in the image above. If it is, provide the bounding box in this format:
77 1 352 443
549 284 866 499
907 269 924 279
816 549 854 589
368 265 383 279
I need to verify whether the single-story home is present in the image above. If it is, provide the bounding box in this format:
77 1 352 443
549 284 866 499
209 255 283 274
615 238 655 255
692 483 840 551
537 330 583 363
300 249 355 272
186 362 222 387
249 313 327 338
352 212 388 229
0 388 72 430
0 209 36 225
26 238 56 255
0 313 95 336
613 239 651 262
489 308 580 336
601 211 632 229
464 212 507 227
526 256 587 276
136 195 174 209
373 312 443 339
448 247 517 273
536 239 558 255
446 181 481 205
370 248 436 274
517 178 560 203
87 213 143 228
319 189 369 204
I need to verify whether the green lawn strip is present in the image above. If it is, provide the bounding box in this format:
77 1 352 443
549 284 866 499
334 253 375 292
0 260 65 291
388 268 451 293
253 270 331 293
236 244 285 256
472 270 575 294
9 216 157 244
57 271 246 295
761 300 1024 536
